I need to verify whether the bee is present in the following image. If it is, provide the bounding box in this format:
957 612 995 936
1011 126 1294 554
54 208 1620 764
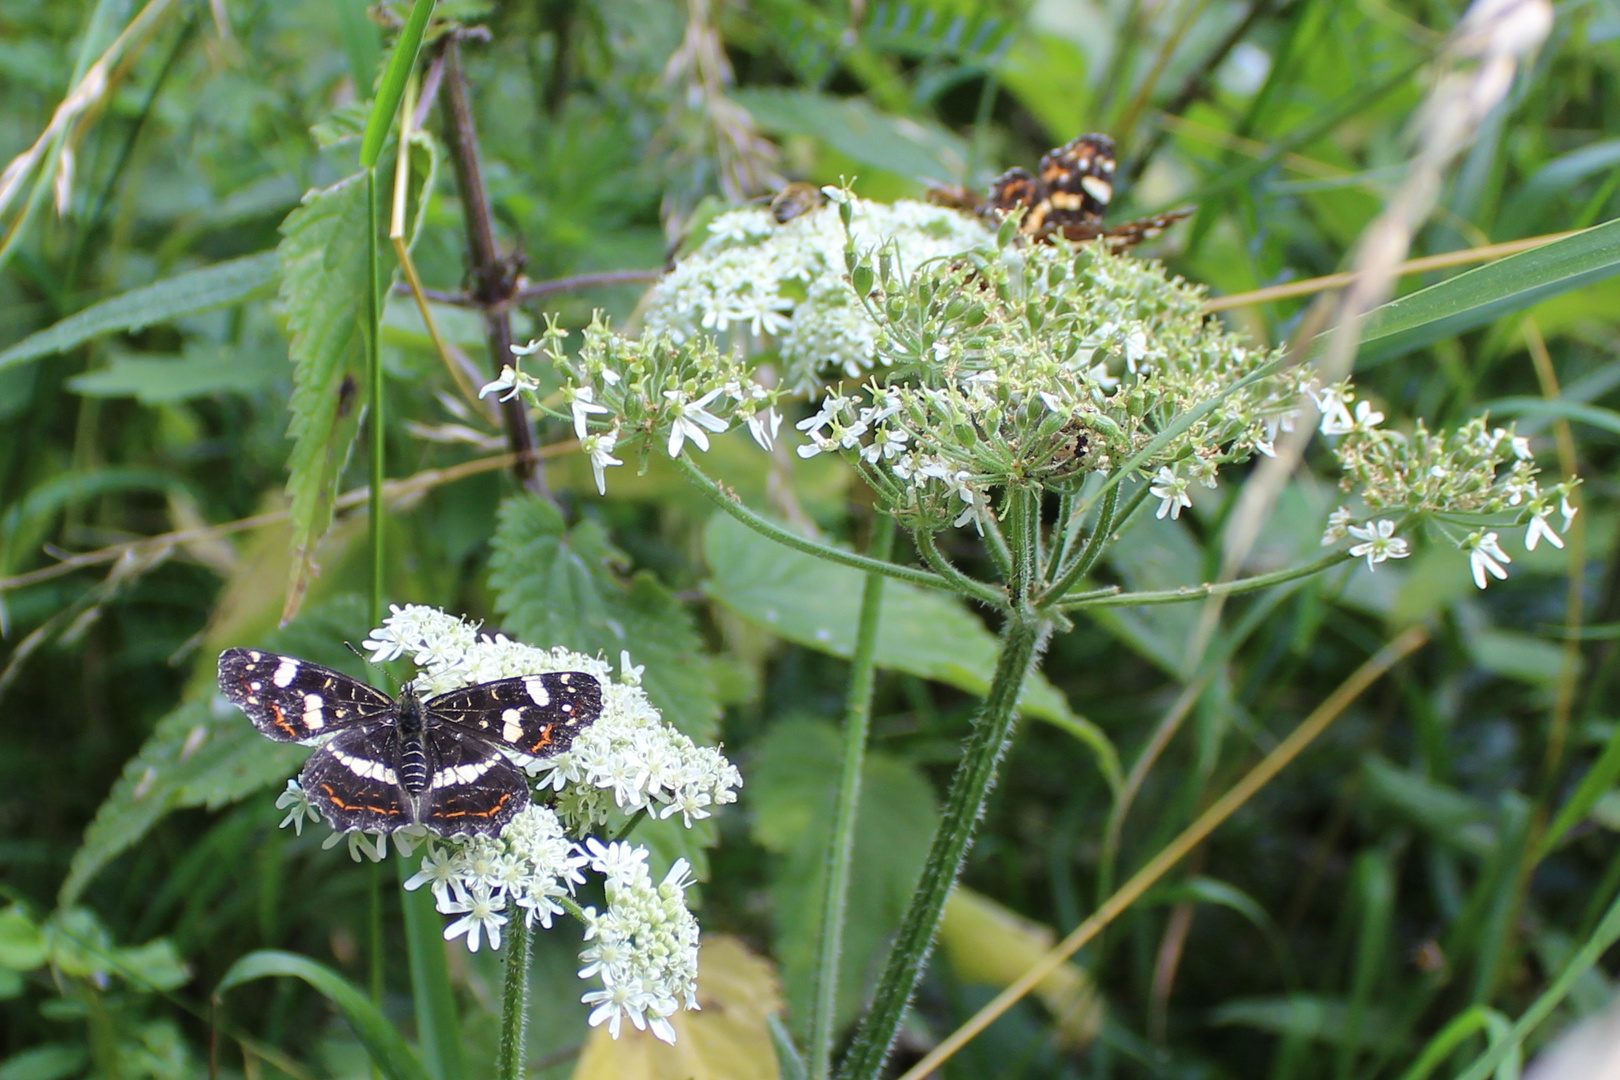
769 181 828 224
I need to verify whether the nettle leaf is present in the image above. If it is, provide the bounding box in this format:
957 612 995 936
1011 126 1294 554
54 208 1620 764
59 597 370 905
277 171 381 622
749 719 937 1039
489 495 720 742
703 513 1075 723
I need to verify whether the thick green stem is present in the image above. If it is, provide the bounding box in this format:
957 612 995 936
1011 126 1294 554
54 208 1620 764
674 455 953 594
497 921 533 1080
835 613 1045 1080
809 514 895 1080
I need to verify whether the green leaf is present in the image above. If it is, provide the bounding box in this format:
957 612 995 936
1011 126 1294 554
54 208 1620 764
749 719 938 1038
490 495 720 741
0 907 46 971
66 342 286 403
733 88 969 182
1482 396 1620 439
702 512 1075 724
1211 995 1398 1049
361 0 437 168
0 1045 88 1080
59 597 371 905
1540 713 1620 858
0 252 278 372
278 172 381 618
216 951 431 1080
1349 218 1620 367
1361 757 1496 857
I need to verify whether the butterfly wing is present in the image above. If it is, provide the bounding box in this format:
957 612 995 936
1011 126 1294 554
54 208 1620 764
426 671 603 759
419 729 531 836
218 648 394 743
300 726 415 833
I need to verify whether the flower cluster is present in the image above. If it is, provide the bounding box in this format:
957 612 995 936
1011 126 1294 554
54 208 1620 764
491 317 786 495
578 844 702 1044
787 235 1312 535
268 605 739 1042
1316 388 1578 587
644 194 993 391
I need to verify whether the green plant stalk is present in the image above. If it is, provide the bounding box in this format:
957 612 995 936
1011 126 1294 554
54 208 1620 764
398 862 466 1080
360 0 436 170
912 528 1004 607
1453 879 1620 1080
809 513 896 1080
1061 550 1354 609
1049 480 1117 596
497 922 533 1080
367 167 384 630
674 455 953 594
835 610 1044 1080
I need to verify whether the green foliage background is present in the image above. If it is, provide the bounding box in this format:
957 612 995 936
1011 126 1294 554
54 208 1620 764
1 0 1618 1077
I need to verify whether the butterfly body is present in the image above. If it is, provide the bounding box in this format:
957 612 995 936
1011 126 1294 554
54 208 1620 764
218 648 603 836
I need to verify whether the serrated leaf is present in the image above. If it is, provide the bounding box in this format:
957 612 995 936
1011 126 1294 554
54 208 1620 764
0 252 278 372
66 342 286 403
489 495 720 742
749 719 937 1038
701 513 1074 723
571 936 783 1080
59 597 372 905
278 171 381 621
216 951 430 1080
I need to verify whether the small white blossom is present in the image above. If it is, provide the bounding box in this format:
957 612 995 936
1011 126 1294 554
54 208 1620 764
1346 519 1410 570
1151 466 1192 520
567 385 612 439
440 881 507 953
1468 531 1512 589
275 779 320 835
1525 509 1564 551
1561 495 1579 531
480 363 541 403
665 389 730 457
583 429 623 496
1323 506 1356 545
1314 384 1356 435
745 407 783 451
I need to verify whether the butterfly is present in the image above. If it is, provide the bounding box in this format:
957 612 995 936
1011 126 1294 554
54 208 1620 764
930 133 1193 248
218 648 603 836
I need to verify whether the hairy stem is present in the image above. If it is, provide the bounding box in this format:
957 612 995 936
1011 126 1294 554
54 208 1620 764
810 514 896 1080
673 455 955 594
497 922 533 1080
835 612 1046 1080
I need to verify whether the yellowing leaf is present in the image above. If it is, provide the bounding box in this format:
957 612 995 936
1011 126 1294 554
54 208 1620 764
571 936 783 1080
939 888 1103 1050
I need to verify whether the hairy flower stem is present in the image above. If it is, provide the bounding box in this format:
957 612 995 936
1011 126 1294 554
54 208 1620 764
497 922 533 1080
810 513 895 1080
835 609 1046 1080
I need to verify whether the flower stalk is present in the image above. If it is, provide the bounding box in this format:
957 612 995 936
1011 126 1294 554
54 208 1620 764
835 610 1045 1080
497 921 532 1080
809 513 895 1080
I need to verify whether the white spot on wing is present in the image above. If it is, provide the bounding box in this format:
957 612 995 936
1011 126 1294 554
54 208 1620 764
502 708 523 743
272 658 300 688
523 676 550 706
1081 176 1112 204
331 748 397 786
302 693 325 731
430 759 497 789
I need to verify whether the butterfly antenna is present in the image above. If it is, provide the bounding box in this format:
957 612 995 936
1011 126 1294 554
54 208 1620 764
344 641 402 693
